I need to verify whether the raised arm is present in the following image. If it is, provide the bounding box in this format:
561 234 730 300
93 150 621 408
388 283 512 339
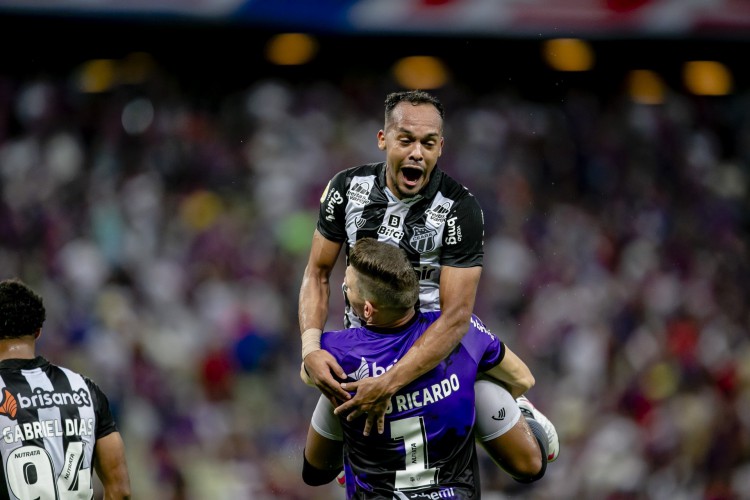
299 229 350 403
335 264 481 434
93 432 131 499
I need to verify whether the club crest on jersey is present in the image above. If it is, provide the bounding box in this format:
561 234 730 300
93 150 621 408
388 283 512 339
409 226 437 253
425 201 452 228
347 181 372 207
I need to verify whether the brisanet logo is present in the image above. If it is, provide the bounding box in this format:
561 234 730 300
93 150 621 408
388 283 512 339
0 388 91 420
348 357 398 382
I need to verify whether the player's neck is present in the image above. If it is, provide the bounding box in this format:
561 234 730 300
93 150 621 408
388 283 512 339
368 308 416 329
0 339 36 361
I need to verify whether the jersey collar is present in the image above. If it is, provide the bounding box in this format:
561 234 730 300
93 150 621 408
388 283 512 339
364 309 421 335
0 355 48 370
379 162 444 203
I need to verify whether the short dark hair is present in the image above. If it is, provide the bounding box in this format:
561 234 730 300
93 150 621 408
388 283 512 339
384 90 444 121
349 238 419 311
0 279 46 339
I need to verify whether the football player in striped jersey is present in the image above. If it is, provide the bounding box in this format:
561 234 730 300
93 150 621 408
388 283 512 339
298 90 558 482
0 278 131 499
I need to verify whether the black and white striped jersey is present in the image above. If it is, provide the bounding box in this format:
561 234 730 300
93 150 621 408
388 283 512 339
0 356 118 500
317 162 484 327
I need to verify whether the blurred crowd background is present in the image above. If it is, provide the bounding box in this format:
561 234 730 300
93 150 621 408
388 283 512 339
1 5 750 499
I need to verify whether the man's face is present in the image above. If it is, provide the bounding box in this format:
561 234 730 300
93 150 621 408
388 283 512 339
378 102 443 199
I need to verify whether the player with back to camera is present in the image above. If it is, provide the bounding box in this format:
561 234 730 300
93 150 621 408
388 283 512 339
302 238 547 497
0 278 131 499
298 90 558 481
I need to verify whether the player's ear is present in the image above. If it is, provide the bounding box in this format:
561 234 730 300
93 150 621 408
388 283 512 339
377 130 386 150
363 301 376 321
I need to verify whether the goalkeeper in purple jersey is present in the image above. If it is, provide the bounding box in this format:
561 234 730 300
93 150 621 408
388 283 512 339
302 239 550 498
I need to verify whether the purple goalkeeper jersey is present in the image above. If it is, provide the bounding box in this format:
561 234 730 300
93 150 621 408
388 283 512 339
321 311 505 499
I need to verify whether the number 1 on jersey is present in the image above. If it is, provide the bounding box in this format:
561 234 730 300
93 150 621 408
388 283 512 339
391 416 439 490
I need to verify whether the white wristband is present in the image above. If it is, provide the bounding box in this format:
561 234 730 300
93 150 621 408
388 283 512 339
301 328 322 360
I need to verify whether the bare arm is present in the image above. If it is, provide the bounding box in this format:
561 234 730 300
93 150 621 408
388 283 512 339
93 432 131 499
483 345 535 399
299 229 350 402
335 265 482 434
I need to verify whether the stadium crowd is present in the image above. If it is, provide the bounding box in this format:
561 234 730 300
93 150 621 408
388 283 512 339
0 50 748 499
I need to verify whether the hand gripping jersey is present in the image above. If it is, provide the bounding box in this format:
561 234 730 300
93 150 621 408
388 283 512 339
313 311 505 499
0 357 118 500
317 162 485 327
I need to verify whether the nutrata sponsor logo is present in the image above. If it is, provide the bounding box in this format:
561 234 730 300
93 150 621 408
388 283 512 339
347 181 372 207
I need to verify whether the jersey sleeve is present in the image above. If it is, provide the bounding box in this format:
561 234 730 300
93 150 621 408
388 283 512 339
316 170 349 242
441 192 484 267
464 315 505 371
320 331 343 358
84 377 119 440
320 330 361 381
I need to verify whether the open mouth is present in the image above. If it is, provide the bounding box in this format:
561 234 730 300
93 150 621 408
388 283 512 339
401 167 423 185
